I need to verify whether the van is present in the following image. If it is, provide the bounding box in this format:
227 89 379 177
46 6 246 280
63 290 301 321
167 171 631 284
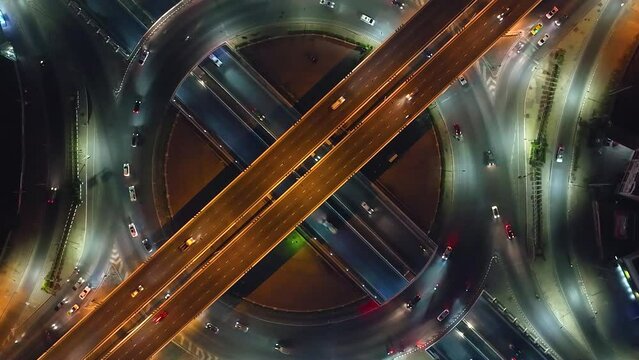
331 96 346 110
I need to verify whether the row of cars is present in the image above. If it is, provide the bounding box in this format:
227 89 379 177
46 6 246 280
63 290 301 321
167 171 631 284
55 277 93 316
319 0 405 27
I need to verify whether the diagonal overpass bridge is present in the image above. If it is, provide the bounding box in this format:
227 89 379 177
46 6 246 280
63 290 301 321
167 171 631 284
41 0 541 358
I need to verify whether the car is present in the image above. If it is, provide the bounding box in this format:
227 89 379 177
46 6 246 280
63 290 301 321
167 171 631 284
515 41 526 53
274 343 292 355
424 50 433 59
441 245 453 260
130 284 144 298
209 53 223 67
546 5 559 19
123 163 130 177
67 304 80 315
179 237 196 251
505 224 515 239
234 320 249 332
537 34 550 46
72 277 85 291
491 205 500 219
131 131 140 147
205 322 220 334
486 150 496 166
554 15 568 26
79 286 92 300
129 222 138 237
319 0 335 8
153 310 168 323
556 145 565 162
530 23 543 36
392 0 405 9
361 201 375 215
138 49 149 65
406 92 414 101
133 100 141 113
453 124 462 140
128 185 137 202
142 238 153 252
0 9 7 28
331 96 346 110
497 7 511 22
386 345 397 356
437 308 450 321
47 187 58 204
458 75 468 86
405 295 421 310
54 298 68 311
319 218 338 234
360 14 375 26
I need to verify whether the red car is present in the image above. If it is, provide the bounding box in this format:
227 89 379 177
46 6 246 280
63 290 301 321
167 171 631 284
505 224 515 239
153 310 168 323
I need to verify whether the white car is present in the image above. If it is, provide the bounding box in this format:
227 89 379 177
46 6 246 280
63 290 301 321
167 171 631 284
458 76 468 86
209 53 223 67
79 286 92 300
437 308 450 322
129 222 139 237
556 145 565 163
537 34 550 46
360 14 375 26
128 185 137 202
234 320 249 333
319 0 335 8
123 163 130 177
361 201 375 215
320 218 338 234
546 5 559 19
491 205 500 219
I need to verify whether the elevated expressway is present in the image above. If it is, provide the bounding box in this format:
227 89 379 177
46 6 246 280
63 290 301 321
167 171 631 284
102 0 541 358
40 0 483 359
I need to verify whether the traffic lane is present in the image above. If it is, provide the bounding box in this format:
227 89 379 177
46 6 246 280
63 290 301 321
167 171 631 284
466 297 548 360
109 2 543 355
433 325 493 360
82 0 145 52
49 0 492 356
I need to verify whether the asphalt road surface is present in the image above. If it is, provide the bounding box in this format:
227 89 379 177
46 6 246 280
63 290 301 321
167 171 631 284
103 1 542 358
40 1 478 359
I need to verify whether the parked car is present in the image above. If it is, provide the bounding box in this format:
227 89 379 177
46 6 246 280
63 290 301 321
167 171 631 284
79 286 92 300
530 23 543 36
546 5 559 19
537 34 550 46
